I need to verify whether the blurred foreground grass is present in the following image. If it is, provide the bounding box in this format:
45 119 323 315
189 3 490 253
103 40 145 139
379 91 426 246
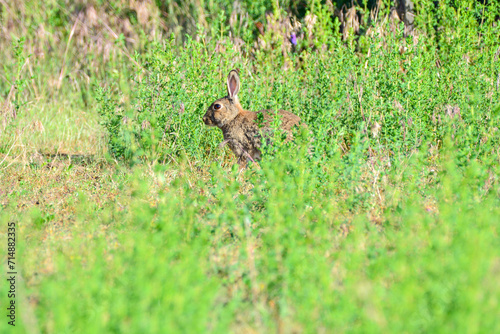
1 0 500 333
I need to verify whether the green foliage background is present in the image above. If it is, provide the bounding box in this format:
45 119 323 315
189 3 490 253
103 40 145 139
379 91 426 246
0 0 499 333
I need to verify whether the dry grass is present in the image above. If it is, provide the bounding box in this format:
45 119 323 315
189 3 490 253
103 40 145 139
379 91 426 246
1 1 499 332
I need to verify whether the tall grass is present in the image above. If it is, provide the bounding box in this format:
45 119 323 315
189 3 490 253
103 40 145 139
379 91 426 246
1 0 499 333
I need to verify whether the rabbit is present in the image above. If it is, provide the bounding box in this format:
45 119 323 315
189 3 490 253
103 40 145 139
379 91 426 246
203 69 302 166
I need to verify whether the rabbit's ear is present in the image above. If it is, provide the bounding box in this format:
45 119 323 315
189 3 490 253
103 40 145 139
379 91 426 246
227 70 240 98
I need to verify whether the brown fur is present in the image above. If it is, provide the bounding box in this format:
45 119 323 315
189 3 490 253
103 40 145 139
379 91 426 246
203 70 302 166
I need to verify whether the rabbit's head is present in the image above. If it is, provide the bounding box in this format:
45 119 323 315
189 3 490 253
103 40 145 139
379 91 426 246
203 70 242 127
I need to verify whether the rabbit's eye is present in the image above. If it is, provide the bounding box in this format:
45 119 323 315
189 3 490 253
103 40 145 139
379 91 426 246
214 103 222 110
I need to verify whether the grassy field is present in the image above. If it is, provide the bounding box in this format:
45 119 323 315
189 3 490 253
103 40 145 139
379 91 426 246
1 0 500 333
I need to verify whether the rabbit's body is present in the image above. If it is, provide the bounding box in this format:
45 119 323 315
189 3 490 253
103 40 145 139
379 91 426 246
203 70 302 166
221 109 300 163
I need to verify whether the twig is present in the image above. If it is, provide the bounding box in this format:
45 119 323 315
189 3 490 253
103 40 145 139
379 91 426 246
57 16 79 90
0 125 28 170
26 58 39 99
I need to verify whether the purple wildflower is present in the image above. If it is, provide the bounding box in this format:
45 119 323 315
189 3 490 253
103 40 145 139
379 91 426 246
290 33 297 46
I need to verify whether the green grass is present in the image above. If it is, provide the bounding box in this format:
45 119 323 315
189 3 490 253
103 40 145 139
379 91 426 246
1 0 500 333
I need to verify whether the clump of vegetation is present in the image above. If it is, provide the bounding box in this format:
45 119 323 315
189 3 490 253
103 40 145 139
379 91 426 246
96 3 500 166
0 1 499 333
